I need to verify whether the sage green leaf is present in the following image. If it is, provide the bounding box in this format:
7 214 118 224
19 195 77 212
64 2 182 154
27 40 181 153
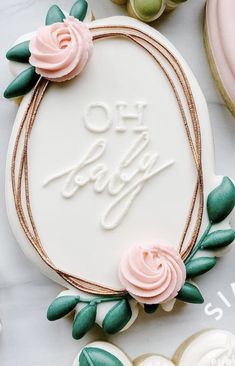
201 230 235 250
207 177 235 224
70 0 88 21
72 303 97 340
4 66 39 99
6 41 30 63
45 5 65 25
134 0 162 20
177 282 204 304
186 257 217 278
79 347 124 366
102 299 132 334
144 304 159 314
47 296 80 321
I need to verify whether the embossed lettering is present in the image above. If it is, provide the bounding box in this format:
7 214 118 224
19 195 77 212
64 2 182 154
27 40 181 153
43 132 174 230
83 103 112 133
116 102 148 132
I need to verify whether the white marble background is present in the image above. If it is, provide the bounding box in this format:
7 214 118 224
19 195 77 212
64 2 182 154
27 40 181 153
0 0 235 365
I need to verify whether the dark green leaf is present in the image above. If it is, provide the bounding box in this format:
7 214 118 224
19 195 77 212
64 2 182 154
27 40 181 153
207 177 235 224
4 66 39 99
177 282 204 304
201 230 235 250
186 257 217 278
72 303 97 340
102 299 132 335
79 347 124 366
6 41 30 63
45 5 65 25
70 0 88 21
47 295 80 321
171 0 187 3
144 304 159 314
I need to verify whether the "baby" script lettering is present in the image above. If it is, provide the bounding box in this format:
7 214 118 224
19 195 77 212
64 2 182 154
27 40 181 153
43 103 174 230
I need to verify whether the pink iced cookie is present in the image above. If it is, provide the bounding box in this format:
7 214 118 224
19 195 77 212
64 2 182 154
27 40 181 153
205 0 235 117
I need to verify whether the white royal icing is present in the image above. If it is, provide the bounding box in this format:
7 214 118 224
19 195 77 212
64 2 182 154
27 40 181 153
5 16 225 292
177 329 235 366
43 131 174 230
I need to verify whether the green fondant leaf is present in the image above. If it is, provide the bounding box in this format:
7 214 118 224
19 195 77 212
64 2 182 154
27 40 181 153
6 41 30 63
102 299 132 335
186 257 217 278
79 347 124 366
207 177 235 224
177 282 204 304
72 303 97 340
144 304 159 314
47 295 80 321
45 5 65 25
4 66 39 99
70 0 88 21
201 229 235 250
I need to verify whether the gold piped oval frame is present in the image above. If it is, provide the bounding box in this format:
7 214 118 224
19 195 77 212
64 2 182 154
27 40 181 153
10 24 204 296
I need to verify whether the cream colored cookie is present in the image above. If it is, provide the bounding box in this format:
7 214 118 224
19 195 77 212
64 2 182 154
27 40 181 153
174 329 235 366
134 355 174 366
204 0 235 117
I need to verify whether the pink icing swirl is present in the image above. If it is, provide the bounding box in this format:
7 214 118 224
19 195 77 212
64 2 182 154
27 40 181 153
29 16 93 82
119 244 186 304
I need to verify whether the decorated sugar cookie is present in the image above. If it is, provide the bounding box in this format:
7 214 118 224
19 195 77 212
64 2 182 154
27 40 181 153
74 342 133 366
112 0 187 23
173 329 235 366
4 0 235 340
73 329 235 365
205 0 235 117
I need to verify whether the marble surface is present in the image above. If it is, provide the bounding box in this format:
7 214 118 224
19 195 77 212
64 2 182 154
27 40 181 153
0 0 235 365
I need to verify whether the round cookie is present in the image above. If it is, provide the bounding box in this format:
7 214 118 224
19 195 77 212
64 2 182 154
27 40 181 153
205 0 235 117
4 0 235 339
174 329 235 366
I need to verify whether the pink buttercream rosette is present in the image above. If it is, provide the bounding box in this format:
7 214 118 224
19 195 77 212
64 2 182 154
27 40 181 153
119 244 186 305
29 16 93 82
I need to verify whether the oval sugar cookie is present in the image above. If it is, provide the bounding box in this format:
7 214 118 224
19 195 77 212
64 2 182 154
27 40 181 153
4 0 235 339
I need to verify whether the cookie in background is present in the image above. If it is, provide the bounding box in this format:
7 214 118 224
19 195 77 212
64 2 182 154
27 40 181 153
73 329 235 365
112 0 187 23
205 0 235 117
